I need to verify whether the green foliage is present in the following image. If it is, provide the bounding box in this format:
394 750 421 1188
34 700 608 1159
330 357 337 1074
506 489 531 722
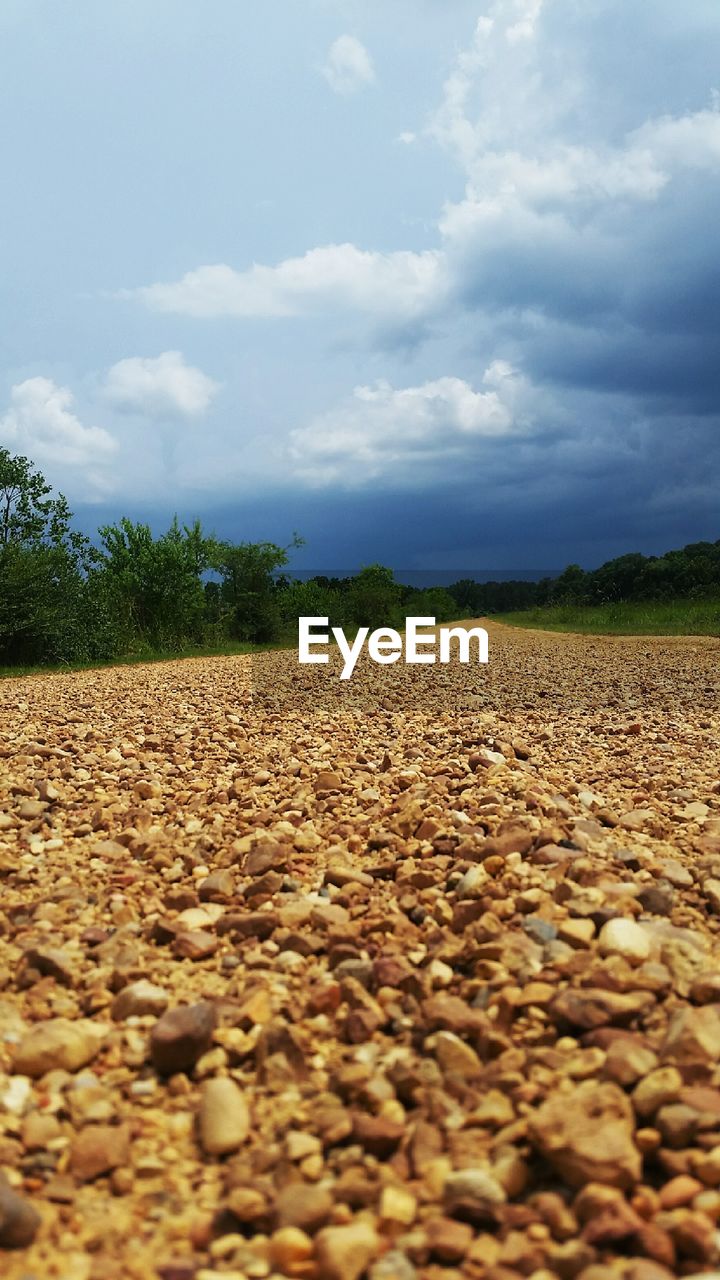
277 579 348 631
404 586 457 623
446 541 720 615
0 447 94 664
0 446 718 669
0 543 88 664
212 535 302 642
497 598 720 636
1 447 79 551
345 564 404 629
92 517 215 651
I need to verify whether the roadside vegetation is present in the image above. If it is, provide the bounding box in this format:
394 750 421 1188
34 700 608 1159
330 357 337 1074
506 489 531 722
0 449 458 672
496 599 720 636
1 445 718 673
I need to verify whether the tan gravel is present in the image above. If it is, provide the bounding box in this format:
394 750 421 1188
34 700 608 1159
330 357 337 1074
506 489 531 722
1 621 720 1280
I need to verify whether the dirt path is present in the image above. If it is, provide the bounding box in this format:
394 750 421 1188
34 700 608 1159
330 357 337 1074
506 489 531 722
1 625 720 1279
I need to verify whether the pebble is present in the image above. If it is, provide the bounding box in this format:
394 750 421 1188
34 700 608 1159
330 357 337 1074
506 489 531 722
603 1039 658 1086
1 626 719 1277
150 1002 217 1075
598 917 652 964
111 980 169 1020
379 1185 417 1226
662 1006 720 1064
632 1067 683 1118
315 1221 381 1280
274 1183 334 1232
0 1174 41 1248
433 1030 482 1079
70 1123 131 1182
442 1168 506 1219
528 1081 642 1189
198 1077 250 1155
368 1252 417 1280
12 1018 104 1077
269 1226 314 1273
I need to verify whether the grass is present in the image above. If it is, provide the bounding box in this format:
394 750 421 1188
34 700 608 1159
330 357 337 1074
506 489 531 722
496 598 720 636
0 618 470 680
3 603 718 677
0 638 282 680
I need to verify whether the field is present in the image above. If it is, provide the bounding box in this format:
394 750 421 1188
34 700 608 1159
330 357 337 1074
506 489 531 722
497 597 720 635
1 622 720 1278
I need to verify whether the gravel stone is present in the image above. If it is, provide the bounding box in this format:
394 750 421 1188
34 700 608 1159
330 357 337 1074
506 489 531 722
1 624 719 1277
198 1078 250 1155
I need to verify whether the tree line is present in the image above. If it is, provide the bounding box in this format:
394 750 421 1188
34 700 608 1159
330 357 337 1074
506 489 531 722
0 449 459 666
1 447 717 667
448 542 720 617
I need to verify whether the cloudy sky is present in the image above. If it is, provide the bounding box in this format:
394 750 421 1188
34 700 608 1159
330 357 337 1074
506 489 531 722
1 0 719 570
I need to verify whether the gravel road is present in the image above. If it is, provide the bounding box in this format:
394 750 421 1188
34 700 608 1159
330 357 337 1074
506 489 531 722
1 622 719 1280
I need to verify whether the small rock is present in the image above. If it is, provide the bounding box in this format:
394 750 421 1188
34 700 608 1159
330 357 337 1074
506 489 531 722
275 1183 334 1233
379 1185 417 1226
603 1038 658 1086
21 1113 62 1151
150 1002 217 1075
425 1215 474 1263
13 1018 104 1077
550 986 654 1029
70 1123 131 1182
662 1005 720 1064
619 809 653 832
314 771 342 792
658 1174 703 1209
523 916 558 944
598 918 651 964
528 1081 641 1189
244 843 288 876
111 980 169 1020
632 1067 683 1118
172 929 218 961
269 1226 313 1274
198 1077 250 1155
17 798 46 820
638 884 674 916
0 1173 41 1248
442 1168 506 1222
20 946 75 986
658 860 693 888
315 1221 380 1280
454 865 488 899
199 870 235 901
690 972 720 1004
558 918 595 948
433 1030 482 1079
368 1252 417 1280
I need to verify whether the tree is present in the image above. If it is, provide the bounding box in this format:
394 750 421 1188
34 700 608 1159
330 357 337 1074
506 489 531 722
551 563 587 604
213 535 303 641
0 449 94 663
0 447 80 551
346 564 403 629
92 517 214 651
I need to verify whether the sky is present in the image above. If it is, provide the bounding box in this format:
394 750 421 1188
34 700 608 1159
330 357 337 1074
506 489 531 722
1 0 719 572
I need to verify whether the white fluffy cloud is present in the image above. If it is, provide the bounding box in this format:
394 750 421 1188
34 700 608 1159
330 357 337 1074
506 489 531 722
104 351 219 417
127 244 444 321
288 364 525 484
0 377 117 470
630 108 720 173
322 35 374 95
428 2 720 218
124 98 720 332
